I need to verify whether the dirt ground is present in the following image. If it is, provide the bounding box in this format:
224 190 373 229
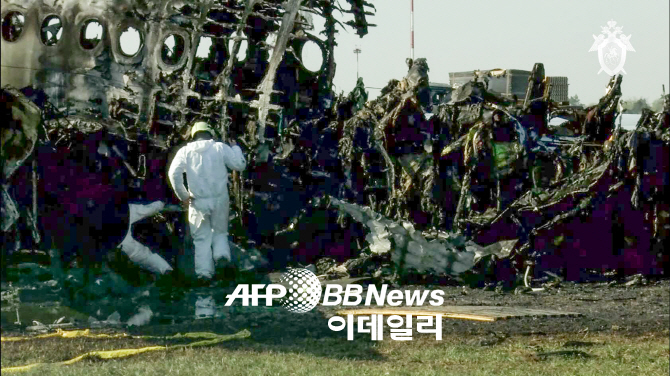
1 277 668 342
391 280 670 337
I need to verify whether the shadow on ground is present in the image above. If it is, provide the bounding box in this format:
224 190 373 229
1 273 386 368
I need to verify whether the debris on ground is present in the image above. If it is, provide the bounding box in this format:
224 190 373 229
329 197 478 277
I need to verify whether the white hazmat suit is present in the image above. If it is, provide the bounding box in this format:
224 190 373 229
168 139 246 279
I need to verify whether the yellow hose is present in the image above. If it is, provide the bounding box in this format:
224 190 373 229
1 329 251 373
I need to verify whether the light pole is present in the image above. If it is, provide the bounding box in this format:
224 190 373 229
354 47 361 80
410 0 414 61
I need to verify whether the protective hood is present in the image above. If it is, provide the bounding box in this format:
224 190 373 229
190 139 215 152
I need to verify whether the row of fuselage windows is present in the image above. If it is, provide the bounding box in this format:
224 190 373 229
1 10 326 71
1 10 188 64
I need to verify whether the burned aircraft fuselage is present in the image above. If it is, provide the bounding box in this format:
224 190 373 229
1 0 373 146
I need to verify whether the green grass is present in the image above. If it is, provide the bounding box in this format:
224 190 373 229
2 331 668 376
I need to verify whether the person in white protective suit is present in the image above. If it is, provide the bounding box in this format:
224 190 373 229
168 121 246 282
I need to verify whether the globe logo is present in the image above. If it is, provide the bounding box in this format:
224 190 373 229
280 268 322 313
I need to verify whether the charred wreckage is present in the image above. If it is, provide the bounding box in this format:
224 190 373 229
1 0 669 298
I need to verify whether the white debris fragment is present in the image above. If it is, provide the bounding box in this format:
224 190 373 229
106 311 121 324
195 296 215 319
126 306 153 327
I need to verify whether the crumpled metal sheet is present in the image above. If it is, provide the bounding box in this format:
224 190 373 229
1 87 41 235
466 239 518 264
449 81 485 105
405 58 429 92
229 242 269 272
1 185 20 232
1 87 40 180
330 197 510 276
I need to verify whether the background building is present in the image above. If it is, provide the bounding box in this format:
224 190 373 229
449 69 569 103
